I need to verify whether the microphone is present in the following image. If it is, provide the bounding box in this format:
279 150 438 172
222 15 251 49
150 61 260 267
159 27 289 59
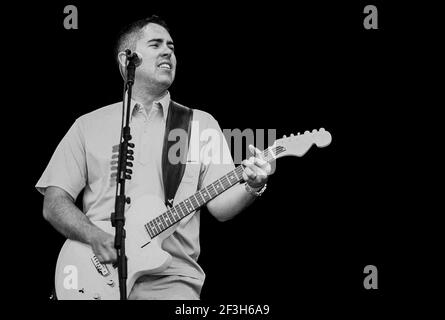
125 50 142 67
124 50 142 85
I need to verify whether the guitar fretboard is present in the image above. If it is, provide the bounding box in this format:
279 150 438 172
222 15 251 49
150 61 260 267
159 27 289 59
144 144 285 239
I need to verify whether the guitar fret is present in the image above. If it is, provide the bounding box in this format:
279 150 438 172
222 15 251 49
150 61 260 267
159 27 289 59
147 221 153 232
208 184 217 197
184 199 194 212
179 203 187 216
176 204 182 221
149 221 156 235
145 223 152 237
214 180 223 193
158 217 165 231
150 225 157 238
152 220 161 234
221 175 230 188
227 174 234 186
159 215 168 229
156 217 164 232
144 224 153 238
201 189 210 201
196 192 205 205
163 212 171 226
189 196 197 209
194 194 201 207
227 172 237 185
149 228 156 238
184 201 191 215
235 167 244 180
195 193 203 206
167 210 174 224
171 206 180 221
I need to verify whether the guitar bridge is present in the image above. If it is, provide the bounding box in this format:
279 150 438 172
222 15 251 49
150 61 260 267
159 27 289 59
91 255 110 277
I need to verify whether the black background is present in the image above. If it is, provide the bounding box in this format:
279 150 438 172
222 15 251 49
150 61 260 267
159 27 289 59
6 0 441 316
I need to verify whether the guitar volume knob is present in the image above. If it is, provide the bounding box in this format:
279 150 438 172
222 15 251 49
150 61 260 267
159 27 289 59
93 293 101 300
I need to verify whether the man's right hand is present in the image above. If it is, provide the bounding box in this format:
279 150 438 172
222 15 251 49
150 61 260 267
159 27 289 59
88 230 117 264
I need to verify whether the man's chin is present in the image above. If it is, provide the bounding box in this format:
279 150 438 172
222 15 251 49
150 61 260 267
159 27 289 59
138 74 174 90
157 75 174 87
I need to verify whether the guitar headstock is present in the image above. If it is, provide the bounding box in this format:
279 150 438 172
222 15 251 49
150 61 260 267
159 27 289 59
271 128 332 159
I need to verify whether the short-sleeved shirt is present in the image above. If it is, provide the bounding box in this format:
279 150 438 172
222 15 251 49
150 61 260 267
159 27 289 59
36 92 235 284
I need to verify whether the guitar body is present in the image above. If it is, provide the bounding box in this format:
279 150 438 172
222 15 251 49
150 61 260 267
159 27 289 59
55 194 175 300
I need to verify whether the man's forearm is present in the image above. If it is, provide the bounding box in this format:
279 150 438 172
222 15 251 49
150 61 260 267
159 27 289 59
43 188 103 245
206 183 258 222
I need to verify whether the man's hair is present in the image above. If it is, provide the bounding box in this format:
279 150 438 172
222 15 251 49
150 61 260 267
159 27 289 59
114 15 170 63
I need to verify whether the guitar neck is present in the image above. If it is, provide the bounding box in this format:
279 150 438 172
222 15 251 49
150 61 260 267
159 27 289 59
144 145 285 239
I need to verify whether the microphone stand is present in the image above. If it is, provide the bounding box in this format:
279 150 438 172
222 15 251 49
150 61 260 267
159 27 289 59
111 50 137 300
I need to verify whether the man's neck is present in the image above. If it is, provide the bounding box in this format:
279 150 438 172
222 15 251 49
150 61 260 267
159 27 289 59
132 87 168 112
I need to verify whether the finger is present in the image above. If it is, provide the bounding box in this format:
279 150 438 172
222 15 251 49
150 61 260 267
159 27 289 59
249 144 263 159
255 161 271 175
242 166 253 180
264 162 271 174
110 251 117 263
244 166 257 180
253 167 269 182
254 157 267 167
257 171 268 183
101 252 117 264
97 254 110 264
242 157 254 167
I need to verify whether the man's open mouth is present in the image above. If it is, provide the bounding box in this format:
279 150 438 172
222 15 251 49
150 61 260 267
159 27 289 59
158 62 172 70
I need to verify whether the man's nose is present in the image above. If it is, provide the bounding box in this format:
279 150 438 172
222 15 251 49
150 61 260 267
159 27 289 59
160 45 174 57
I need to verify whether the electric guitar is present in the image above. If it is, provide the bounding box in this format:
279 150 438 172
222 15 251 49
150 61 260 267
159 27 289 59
54 128 332 300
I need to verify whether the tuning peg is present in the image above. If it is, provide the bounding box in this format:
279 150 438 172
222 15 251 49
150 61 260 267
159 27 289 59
304 130 310 135
290 133 294 137
283 135 286 138
297 132 300 135
312 129 318 133
319 128 325 132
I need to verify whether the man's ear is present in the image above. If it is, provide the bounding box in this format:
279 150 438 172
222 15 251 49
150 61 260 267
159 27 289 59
117 51 127 79
118 51 128 68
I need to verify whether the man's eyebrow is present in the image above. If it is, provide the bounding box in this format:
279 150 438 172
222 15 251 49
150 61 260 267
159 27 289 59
147 38 175 45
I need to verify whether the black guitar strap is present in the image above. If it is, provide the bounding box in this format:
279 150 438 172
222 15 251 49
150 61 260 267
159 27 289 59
162 100 194 208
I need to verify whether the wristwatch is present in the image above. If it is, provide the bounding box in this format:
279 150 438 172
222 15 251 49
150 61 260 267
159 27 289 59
245 183 267 197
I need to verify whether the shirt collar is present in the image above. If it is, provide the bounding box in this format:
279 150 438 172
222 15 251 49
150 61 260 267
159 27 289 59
129 91 171 121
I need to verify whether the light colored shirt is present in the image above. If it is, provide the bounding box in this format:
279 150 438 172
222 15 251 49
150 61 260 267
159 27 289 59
36 92 235 283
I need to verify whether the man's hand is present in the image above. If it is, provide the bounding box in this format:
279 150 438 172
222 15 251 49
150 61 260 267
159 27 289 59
206 144 272 221
242 144 271 189
88 230 117 264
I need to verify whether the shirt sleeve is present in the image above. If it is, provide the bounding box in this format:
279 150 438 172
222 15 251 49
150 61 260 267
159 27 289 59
35 118 87 200
198 113 236 190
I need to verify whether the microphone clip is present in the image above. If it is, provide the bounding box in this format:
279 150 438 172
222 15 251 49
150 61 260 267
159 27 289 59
125 50 142 66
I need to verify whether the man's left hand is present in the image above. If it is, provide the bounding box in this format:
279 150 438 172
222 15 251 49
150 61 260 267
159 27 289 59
242 144 271 189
